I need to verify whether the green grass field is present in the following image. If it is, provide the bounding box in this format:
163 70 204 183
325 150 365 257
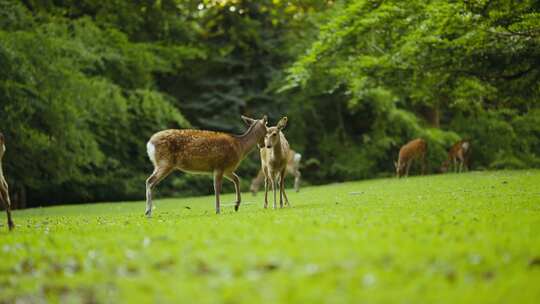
1 170 539 303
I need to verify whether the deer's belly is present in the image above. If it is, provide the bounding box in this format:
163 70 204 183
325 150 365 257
175 155 238 173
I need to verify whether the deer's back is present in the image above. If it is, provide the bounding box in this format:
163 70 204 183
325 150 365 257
399 138 426 160
149 129 242 173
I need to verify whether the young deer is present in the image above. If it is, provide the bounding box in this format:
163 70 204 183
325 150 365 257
0 133 14 230
394 138 427 178
145 115 268 216
250 149 301 195
441 140 471 173
260 117 291 209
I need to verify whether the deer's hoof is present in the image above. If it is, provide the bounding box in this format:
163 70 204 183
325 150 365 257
145 210 152 218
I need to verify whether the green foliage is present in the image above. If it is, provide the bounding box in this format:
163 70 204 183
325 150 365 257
0 2 190 205
281 0 540 181
2 171 540 302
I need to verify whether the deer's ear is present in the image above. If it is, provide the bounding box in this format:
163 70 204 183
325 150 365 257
241 115 256 126
277 116 288 130
262 115 268 124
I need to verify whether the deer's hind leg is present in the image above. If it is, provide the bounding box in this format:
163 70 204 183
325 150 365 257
145 165 173 217
225 172 241 212
293 169 301 192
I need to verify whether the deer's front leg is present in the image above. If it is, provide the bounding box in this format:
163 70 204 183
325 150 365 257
263 169 269 209
271 174 277 209
213 170 224 214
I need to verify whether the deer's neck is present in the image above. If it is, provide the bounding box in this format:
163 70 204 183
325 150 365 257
236 123 265 158
271 138 284 159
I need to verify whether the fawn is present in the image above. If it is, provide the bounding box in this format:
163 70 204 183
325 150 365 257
394 138 427 178
260 117 292 209
250 149 301 195
0 133 14 230
441 140 471 173
145 115 268 216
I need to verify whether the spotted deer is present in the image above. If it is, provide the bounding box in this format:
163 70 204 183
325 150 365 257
145 115 268 216
260 117 292 209
441 140 471 173
0 132 14 230
250 149 301 195
394 138 427 178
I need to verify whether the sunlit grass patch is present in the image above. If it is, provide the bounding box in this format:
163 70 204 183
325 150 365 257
1 170 540 303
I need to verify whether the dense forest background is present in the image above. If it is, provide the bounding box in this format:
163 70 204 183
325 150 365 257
0 0 538 208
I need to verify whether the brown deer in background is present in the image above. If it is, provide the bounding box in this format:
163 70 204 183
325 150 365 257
250 149 301 195
0 132 14 230
394 138 427 178
441 140 471 173
145 115 268 216
260 117 292 209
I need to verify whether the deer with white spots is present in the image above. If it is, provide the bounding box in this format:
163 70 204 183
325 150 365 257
0 132 14 230
260 117 292 209
145 115 268 216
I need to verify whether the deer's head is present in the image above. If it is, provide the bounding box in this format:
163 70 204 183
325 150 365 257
241 115 268 148
264 117 288 149
394 160 405 178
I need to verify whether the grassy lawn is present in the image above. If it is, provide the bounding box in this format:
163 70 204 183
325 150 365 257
1 170 539 303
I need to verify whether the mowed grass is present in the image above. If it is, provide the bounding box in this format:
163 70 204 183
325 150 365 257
1 170 540 303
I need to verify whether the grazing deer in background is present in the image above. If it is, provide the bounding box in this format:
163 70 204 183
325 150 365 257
250 149 301 195
260 117 292 209
145 115 268 216
394 138 427 178
441 140 471 173
0 132 14 230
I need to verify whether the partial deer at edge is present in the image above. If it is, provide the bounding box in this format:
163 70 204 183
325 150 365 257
394 138 427 178
145 115 268 216
0 132 14 230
